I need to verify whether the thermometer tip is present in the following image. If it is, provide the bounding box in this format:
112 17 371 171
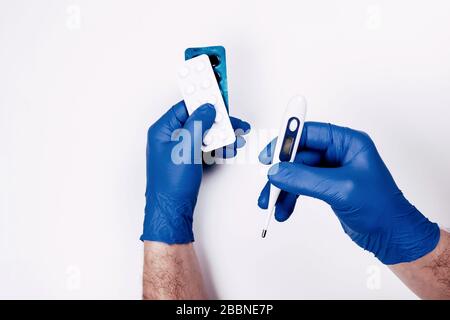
261 229 267 238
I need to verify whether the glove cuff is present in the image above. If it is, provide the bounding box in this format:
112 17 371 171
379 207 440 265
140 192 195 244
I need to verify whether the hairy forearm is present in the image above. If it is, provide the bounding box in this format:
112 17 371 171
142 241 207 300
390 229 450 299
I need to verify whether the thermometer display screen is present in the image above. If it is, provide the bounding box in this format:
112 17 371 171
281 137 294 157
279 117 300 162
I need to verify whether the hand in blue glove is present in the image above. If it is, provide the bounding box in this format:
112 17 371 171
141 101 251 244
258 122 440 264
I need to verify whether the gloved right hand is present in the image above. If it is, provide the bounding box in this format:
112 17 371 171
258 122 440 265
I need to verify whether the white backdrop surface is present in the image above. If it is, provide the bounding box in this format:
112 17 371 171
1 0 450 299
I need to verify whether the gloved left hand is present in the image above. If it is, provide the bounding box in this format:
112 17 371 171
140 101 251 244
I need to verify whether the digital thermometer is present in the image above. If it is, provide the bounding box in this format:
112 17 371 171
261 95 307 238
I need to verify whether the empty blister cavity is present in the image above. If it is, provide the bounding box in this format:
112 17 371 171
201 79 212 89
184 84 196 95
178 66 190 78
195 60 206 72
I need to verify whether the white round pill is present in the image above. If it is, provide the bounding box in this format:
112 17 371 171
201 79 212 89
288 118 299 131
195 61 206 72
208 94 217 105
178 66 189 78
185 84 195 95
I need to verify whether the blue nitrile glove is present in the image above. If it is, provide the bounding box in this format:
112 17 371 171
141 101 251 244
258 122 440 264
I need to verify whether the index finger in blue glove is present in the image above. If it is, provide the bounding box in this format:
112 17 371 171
268 162 345 206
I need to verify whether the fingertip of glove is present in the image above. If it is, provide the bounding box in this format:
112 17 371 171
199 102 214 109
239 120 251 133
231 117 251 134
274 209 290 222
268 163 295 189
198 103 216 114
192 104 216 126
268 163 282 177
258 193 269 209
236 136 246 148
257 198 266 210
268 162 294 175
258 149 271 165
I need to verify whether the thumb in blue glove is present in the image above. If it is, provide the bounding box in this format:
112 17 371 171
258 122 440 264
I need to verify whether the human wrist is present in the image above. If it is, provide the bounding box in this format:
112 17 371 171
389 229 450 299
143 241 207 299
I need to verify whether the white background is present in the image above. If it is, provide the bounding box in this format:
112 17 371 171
1 0 450 299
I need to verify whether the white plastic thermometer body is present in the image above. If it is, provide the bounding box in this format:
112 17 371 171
262 95 307 238
177 54 236 152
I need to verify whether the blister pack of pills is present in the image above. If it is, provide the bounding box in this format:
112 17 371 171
185 46 229 112
177 54 235 152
